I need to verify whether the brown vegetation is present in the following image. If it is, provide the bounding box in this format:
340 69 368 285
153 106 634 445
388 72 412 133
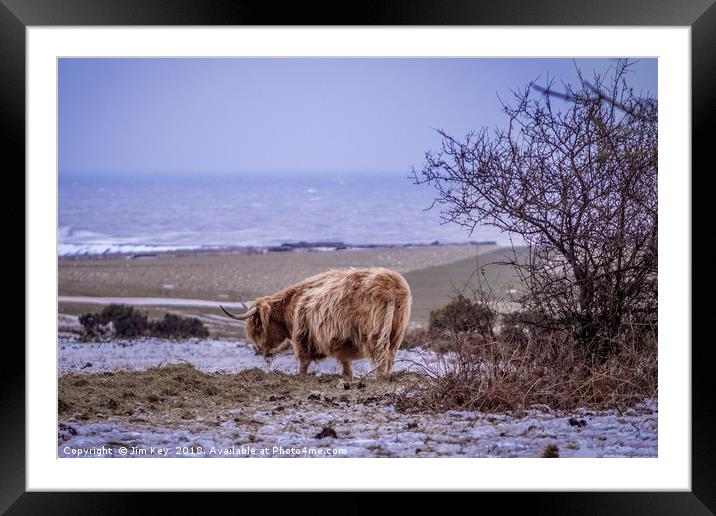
58 363 424 427
395 323 657 413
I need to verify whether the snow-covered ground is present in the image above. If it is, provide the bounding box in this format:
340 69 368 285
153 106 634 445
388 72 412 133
58 400 657 458
58 337 657 458
58 337 441 376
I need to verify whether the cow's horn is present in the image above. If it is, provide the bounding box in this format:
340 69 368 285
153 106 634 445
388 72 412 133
220 305 257 320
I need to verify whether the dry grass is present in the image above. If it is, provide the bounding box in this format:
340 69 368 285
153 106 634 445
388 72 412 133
58 363 425 427
59 363 260 426
395 329 657 414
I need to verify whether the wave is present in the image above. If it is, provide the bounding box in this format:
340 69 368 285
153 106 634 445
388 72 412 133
58 242 206 257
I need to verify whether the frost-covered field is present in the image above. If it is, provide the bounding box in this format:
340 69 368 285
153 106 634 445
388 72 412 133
58 399 657 459
58 337 441 375
58 338 657 458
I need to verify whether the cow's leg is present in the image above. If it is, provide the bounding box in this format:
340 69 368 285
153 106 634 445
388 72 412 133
340 360 353 380
299 357 311 375
380 359 392 377
371 351 391 378
291 330 313 377
383 334 403 375
383 305 409 377
373 300 399 379
384 354 395 375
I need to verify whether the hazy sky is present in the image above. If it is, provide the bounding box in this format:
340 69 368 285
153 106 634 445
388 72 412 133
59 58 657 176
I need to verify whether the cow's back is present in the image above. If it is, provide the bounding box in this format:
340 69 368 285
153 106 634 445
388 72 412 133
292 268 411 357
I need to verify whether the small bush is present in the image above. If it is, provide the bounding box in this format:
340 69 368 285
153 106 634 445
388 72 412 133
99 304 141 324
78 312 109 340
429 295 495 335
101 304 149 338
79 305 149 339
150 313 210 339
79 304 209 341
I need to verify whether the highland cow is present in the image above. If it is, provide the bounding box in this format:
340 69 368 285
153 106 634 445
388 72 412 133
220 268 412 379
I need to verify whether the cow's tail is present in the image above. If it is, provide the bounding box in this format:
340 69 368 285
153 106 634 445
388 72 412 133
373 299 395 373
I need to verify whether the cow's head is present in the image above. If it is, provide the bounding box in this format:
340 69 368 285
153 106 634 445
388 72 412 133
220 299 287 356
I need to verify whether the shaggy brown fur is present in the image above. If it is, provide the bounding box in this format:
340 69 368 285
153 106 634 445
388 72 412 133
229 268 412 379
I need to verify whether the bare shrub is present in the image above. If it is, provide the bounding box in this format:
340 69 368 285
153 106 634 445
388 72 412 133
413 60 657 356
400 63 658 412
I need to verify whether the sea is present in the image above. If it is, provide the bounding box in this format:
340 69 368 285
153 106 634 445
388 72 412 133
58 173 504 256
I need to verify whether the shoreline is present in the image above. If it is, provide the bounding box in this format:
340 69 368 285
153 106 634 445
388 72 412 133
58 239 499 261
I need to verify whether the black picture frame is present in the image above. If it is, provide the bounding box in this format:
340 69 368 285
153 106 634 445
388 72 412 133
5 0 713 513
